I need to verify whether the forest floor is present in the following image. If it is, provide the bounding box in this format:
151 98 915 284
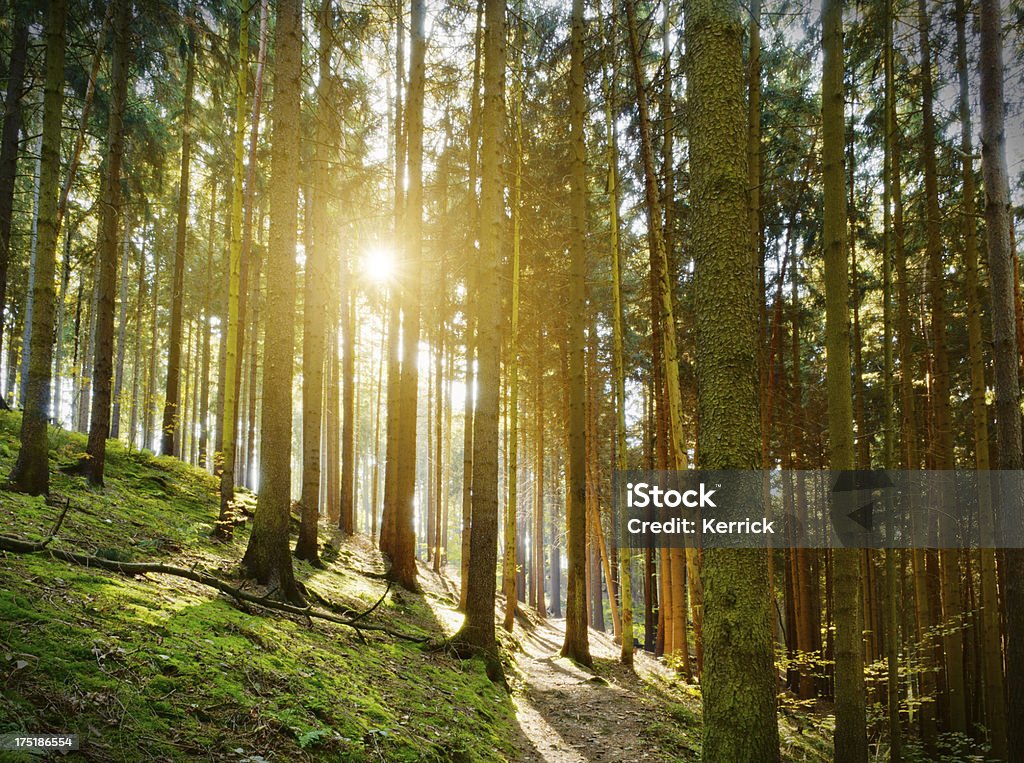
0 411 833 762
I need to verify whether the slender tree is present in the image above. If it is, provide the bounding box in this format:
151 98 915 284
0 0 31 367
561 0 592 669
162 13 197 456
79 0 131 486
979 0 1024 757
217 2 249 535
7 0 65 494
240 0 303 603
822 0 867 758
453 0 506 680
296 0 335 564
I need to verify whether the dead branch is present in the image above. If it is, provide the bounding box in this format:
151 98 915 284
0 534 430 644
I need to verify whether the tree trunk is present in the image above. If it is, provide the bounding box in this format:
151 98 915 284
0 0 31 367
916 0 967 734
453 0 505 677
502 61 523 630
79 0 130 486
386 0 426 591
162 21 196 456
559 0 591 669
111 220 132 440
822 0 867 758
296 0 335 564
198 186 214 470
240 0 302 604
340 272 356 532
979 0 1024 757
881 8 901 752
217 5 250 534
458 0 484 611
954 0 1005 754
683 0 779 757
8 0 64 496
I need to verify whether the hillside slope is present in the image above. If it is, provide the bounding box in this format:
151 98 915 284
0 413 832 762
0 412 522 762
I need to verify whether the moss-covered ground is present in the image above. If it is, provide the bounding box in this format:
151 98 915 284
0 411 838 762
0 412 521 762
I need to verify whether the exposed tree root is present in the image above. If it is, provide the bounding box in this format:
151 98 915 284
0 525 430 644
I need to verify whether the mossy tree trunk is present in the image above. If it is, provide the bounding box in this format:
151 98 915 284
684 0 779 757
241 0 302 604
8 0 64 496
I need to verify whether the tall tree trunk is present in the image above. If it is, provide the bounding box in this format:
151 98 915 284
604 0 632 665
380 0 407 559
684 0 778 757
560 0 592 669
822 0 867 758
0 0 31 366
458 0 484 611
217 3 250 534
625 0 700 672
955 0 1005 754
534 329 547 618
111 220 132 440
979 0 1024 757
79 0 130 486
387 0 426 591
296 0 335 564
340 270 356 532
145 248 161 451
882 3 903 755
240 0 303 604
162 19 196 456
52 226 73 427
453 0 506 680
916 0 967 734
198 186 215 469
128 214 147 448
19 140 42 410
8 0 64 495
502 52 523 630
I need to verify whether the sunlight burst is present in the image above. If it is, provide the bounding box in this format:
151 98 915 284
363 245 395 284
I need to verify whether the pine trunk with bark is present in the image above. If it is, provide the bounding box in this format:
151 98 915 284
8 0 65 495
240 0 302 604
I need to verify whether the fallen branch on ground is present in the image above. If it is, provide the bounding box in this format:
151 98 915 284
0 532 429 644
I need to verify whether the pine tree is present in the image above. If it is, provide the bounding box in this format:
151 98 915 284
684 0 778 757
240 0 302 603
8 0 65 495
453 0 506 681
79 0 132 486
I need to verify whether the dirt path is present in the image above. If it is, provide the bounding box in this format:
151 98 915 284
508 616 692 762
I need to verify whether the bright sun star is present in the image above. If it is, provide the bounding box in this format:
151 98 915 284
363 245 395 284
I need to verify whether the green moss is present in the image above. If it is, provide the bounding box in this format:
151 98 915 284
0 411 521 762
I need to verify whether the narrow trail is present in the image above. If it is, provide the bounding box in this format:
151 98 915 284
508 615 691 762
